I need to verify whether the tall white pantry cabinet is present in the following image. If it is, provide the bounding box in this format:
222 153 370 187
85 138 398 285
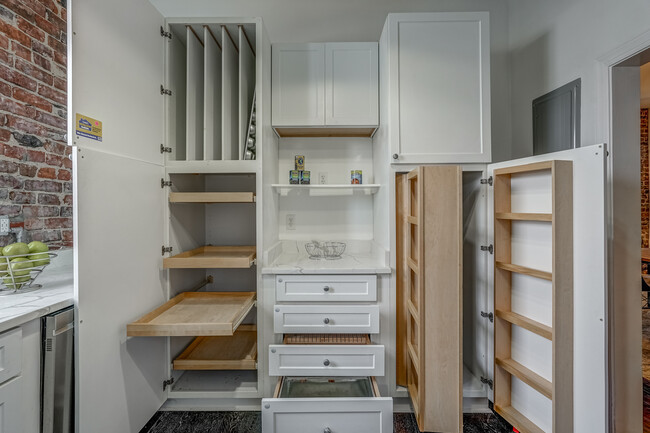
69 2 609 433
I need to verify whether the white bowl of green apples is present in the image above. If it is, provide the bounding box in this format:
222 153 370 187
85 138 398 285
0 241 57 292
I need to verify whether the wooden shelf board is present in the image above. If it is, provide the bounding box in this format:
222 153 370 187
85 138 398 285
283 333 371 345
496 261 552 281
271 184 380 196
173 325 257 370
493 161 553 176
163 246 256 269
495 404 545 433
495 310 553 340
127 292 256 337
169 192 255 203
407 216 418 225
273 126 377 138
495 212 552 222
496 357 552 399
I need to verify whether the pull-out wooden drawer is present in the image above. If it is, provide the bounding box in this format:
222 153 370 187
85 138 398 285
274 305 379 334
262 376 393 433
269 343 385 376
276 275 377 302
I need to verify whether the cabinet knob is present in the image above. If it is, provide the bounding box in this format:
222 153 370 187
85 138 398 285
392 153 399 160
323 359 330 366
324 428 332 433
323 318 330 324
323 286 330 292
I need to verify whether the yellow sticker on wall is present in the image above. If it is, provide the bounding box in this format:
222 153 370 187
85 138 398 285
75 113 102 142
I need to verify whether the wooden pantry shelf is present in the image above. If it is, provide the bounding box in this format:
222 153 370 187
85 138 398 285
271 184 380 196
169 192 255 203
273 126 377 138
495 212 552 222
494 405 545 433
496 357 552 399
493 161 553 176
495 310 552 340
163 246 256 269
283 333 371 345
126 292 256 337
173 325 257 370
495 261 552 281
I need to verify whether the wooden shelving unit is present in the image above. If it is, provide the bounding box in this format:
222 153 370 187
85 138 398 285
126 292 256 337
169 192 255 203
493 160 573 433
173 325 257 370
163 246 256 269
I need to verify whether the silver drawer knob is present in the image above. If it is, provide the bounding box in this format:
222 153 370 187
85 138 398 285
323 286 330 292
323 318 330 324
323 359 330 366
324 428 332 433
392 153 399 160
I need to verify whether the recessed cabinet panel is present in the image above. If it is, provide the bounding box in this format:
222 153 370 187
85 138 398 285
203 26 222 160
186 26 205 161
272 43 325 126
222 26 240 160
268 344 385 376
274 305 380 334
0 328 21 385
0 377 22 433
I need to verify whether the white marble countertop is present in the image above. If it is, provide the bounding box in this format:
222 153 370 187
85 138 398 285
262 241 391 275
0 248 73 333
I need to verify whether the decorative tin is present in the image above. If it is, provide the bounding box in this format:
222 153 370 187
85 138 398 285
351 170 362 184
289 170 300 184
295 155 305 171
300 170 311 185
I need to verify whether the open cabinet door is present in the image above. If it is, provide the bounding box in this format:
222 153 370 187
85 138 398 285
71 0 166 432
487 144 607 433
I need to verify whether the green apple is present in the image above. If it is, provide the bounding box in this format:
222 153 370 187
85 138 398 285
29 253 50 267
0 255 7 277
27 241 49 254
3 274 29 289
2 242 29 258
9 257 33 276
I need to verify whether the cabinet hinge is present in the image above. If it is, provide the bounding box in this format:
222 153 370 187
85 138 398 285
480 376 493 389
480 311 494 322
480 176 493 186
163 377 174 391
161 178 172 188
480 244 493 254
160 85 172 96
160 26 172 40
160 144 172 154
162 246 173 256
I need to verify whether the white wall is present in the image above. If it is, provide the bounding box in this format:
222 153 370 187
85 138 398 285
149 0 513 162
507 0 650 157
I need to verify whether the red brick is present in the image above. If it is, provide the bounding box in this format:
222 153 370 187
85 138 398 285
37 167 56 179
53 50 64 66
4 144 26 160
0 48 13 66
17 16 46 43
11 41 31 62
0 133 7 146
47 35 65 56
52 76 64 91
9 221 23 229
23 205 58 218
35 110 64 129
62 229 72 243
0 20 32 48
24 179 61 192
15 57 53 86
0 95 36 118
31 39 52 59
60 7 66 22
0 205 21 217
62 155 71 169
60 206 71 217
0 81 11 97
33 52 50 71
63 194 72 205
43 140 65 154
45 217 71 229
9 190 35 204
0 33 9 50
57 168 70 180
0 160 18 173
37 192 59 204
2 0 44 22
34 14 58 39
42 0 59 15
0 174 21 188
24 218 44 230
19 163 37 177
12 88 52 112
0 63 37 92
45 153 62 167
6 114 54 137
30 230 60 242
26 149 44 162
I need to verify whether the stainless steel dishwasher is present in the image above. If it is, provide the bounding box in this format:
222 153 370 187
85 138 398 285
42 306 74 433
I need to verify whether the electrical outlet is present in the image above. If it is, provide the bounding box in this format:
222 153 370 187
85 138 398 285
319 172 328 185
0 217 9 235
286 214 296 230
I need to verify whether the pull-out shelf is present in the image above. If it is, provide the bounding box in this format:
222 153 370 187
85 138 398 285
173 325 257 370
169 192 256 203
163 246 256 269
126 292 256 336
262 376 393 433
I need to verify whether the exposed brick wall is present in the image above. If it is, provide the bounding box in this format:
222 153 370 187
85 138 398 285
643 108 649 248
0 0 71 249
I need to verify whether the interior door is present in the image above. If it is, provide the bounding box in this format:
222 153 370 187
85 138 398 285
487 144 607 433
71 0 166 432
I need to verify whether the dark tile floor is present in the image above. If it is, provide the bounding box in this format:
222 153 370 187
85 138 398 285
140 411 513 433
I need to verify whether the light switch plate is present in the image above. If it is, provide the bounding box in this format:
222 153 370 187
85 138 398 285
0 217 9 235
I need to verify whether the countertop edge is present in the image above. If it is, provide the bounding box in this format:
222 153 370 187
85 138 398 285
0 297 73 333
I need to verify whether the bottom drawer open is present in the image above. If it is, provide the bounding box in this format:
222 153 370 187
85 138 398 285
262 376 393 433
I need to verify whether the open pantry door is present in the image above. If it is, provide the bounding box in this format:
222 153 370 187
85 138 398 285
71 0 167 432
486 144 607 433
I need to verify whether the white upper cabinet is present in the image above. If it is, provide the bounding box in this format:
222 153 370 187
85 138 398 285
273 42 378 128
384 12 491 163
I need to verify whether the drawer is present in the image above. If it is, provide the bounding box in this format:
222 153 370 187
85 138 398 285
262 376 393 433
269 344 385 376
0 327 22 384
274 305 379 334
276 275 377 302
0 376 22 432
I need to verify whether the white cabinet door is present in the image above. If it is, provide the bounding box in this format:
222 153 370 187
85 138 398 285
272 43 325 126
0 377 22 433
386 12 491 164
326 43 378 126
0 328 21 384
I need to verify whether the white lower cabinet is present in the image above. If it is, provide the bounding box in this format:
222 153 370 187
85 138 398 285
0 376 22 433
268 344 385 376
262 377 393 433
274 305 380 334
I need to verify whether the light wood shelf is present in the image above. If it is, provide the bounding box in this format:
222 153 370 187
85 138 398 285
495 310 552 340
173 325 257 370
495 212 552 222
273 126 377 138
493 161 553 176
283 334 371 345
496 357 552 399
169 192 255 203
494 405 545 433
495 261 552 281
126 292 256 337
163 246 256 269
271 184 380 196
407 216 418 225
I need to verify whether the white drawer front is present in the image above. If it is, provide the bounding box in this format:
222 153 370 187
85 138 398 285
262 397 393 433
269 344 385 376
274 305 380 334
276 275 377 302
0 327 21 385
0 377 22 433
